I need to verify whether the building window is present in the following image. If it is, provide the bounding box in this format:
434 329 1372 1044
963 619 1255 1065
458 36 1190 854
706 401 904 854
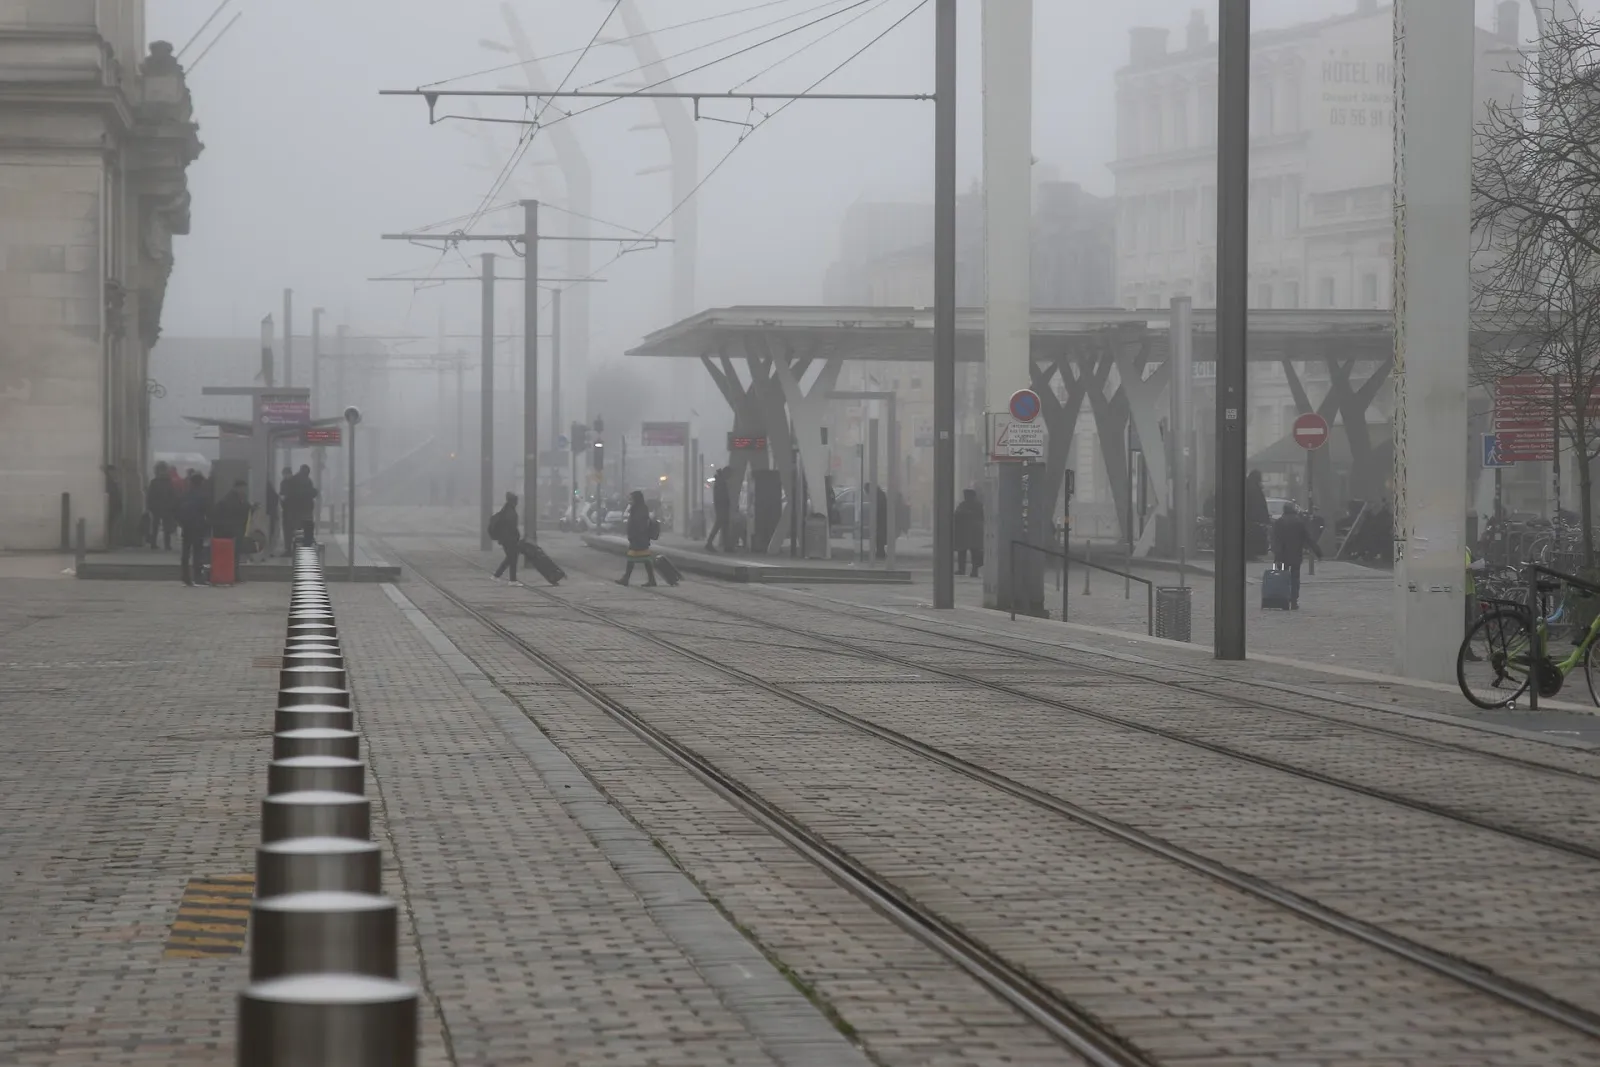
1318 277 1336 308
1173 89 1189 149
1284 174 1301 233
1203 279 1216 305
1257 283 1273 309
1145 98 1162 154
1282 281 1300 309
1362 273 1379 308
1173 192 1190 246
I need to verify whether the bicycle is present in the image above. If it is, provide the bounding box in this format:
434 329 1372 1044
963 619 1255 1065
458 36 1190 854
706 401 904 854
1457 566 1600 708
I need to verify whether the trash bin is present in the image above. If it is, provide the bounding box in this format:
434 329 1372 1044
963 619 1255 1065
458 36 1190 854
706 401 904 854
803 514 829 559
1155 585 1191 642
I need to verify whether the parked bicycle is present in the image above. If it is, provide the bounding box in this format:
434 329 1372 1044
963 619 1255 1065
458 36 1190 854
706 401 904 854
1457 564 1600 708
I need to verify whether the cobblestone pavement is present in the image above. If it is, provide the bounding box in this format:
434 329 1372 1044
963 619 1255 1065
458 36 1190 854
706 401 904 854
376 523 1600 1066
0 575 284 1065
337 582 872 1067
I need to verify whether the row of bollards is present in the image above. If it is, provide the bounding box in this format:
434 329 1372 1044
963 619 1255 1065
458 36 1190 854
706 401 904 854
237 544 418 1067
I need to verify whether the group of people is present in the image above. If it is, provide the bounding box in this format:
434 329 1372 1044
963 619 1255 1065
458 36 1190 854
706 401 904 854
489 488 661 586
269 465 320 556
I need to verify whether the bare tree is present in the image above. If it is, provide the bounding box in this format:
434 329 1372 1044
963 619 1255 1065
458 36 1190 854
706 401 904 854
1472 9 1600 564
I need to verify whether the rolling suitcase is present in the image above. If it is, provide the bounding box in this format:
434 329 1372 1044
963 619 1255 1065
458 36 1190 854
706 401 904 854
520 540 567 586
1260 564 1292 610
653 554 683 587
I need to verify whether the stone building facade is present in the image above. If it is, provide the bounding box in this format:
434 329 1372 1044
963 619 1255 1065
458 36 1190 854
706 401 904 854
0 0 201 549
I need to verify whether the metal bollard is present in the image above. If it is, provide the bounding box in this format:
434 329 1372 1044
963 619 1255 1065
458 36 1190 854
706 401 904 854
283 640 341 656
283 651 346 672
237 974 417 1067
286 624 339 641
268 756 364 796
60 491 70 551
1082 540 1092 595
278 686 351 709
75 517 86 572
279 663 348 691
274 705 354 733
261 791 370 842
272 728 360 761
248 892 398 981
255 837 382 898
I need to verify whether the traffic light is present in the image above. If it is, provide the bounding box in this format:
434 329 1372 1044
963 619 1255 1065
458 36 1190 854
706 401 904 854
592 437 604 471
570 421 589 450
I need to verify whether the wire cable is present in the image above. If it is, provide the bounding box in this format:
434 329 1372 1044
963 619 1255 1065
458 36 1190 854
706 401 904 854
570 0 859 93
578 0 927 286
417 0 824 90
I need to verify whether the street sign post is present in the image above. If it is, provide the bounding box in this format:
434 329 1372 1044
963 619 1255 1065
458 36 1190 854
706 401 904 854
1008 389 1041 423
1494 375 1557 462
1481 433 1512 469
1293 412 1330 574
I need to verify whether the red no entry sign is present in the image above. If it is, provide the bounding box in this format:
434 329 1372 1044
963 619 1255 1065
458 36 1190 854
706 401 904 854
1292 412 1330 451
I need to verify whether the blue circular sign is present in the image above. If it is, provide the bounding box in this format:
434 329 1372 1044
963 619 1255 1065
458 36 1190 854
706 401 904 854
1009 389 1041 423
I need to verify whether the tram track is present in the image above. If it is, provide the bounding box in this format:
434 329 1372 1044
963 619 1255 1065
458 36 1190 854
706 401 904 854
532 539 1600 864
381 535 1600 1047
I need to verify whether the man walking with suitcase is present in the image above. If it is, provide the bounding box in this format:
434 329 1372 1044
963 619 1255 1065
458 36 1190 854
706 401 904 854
1271 502 1322 610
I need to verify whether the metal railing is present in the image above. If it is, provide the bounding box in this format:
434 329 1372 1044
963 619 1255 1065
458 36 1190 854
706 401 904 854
1010 539 1155 636
237 539 418 1066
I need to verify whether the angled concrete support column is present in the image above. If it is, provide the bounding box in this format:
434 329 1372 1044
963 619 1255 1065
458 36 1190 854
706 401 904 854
1112 334 1171 557
1393 0 1473 682
769 351 844 555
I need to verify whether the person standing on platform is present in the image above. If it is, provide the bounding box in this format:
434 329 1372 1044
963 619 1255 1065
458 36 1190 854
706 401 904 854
873 484 889 560
705 466 731 553
146 462 177 551
277 466 296 555
954 487 985 577
287 464 318 546
1271 502 1321 611
265 476 280 555
1246 469 1271 560
102 464 123 547
617 490 659 587
176 471 211 587
489 491 523 586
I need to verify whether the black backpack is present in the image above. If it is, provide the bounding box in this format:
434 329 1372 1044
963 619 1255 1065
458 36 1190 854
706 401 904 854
647 516 661 542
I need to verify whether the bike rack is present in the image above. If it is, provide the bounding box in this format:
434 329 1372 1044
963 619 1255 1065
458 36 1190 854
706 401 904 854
1521 563 1600 710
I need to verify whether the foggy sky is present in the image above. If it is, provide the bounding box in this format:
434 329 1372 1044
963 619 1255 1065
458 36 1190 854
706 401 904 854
149 0 1543 365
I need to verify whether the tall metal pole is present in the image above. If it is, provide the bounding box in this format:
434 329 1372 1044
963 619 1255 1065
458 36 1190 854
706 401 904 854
887 395 898 571
480 253 496 551
523 199 540 544
334 324 346 513
283 289 294 386
347 420 357 583
1213 0 1250 660
1170 296 1194 560
282 288 294 475
550 287 562 453
931 0 957 609
311 307 324 517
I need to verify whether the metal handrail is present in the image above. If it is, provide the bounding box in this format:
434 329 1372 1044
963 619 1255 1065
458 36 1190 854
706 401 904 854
1010 540 1154 635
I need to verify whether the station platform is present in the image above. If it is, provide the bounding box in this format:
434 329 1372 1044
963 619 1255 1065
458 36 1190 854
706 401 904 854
10 513 1600 1065
74 535 401 582
582 533 912 583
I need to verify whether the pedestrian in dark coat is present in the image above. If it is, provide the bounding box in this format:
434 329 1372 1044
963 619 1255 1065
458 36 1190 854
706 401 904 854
1246 469 1271 559
873 485 889 560
175 472 211 586
705 466 731 552
617 491 659 586
103 465 123 546
146 463 177 550
277 467 296 555
286 464 318 546
953 488 985 576
1271 502 1322 610
489 492 522 585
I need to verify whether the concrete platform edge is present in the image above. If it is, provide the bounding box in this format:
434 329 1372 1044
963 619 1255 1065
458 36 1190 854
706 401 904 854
377 582 872 1067
776 586 1600 751
583 535 911 585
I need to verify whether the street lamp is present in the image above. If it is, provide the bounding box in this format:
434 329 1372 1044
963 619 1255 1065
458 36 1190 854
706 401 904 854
344 405 362 582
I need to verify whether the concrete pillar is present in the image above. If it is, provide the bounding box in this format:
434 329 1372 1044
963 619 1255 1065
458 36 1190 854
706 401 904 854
981 0 1039 613
1392 0 1474 682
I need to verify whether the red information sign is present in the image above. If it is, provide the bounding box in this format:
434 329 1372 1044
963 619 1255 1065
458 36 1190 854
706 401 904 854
1292 412 1330 451
1494 375 1556 462
727 434 768 452
641 421 688 447
301 426 342 446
